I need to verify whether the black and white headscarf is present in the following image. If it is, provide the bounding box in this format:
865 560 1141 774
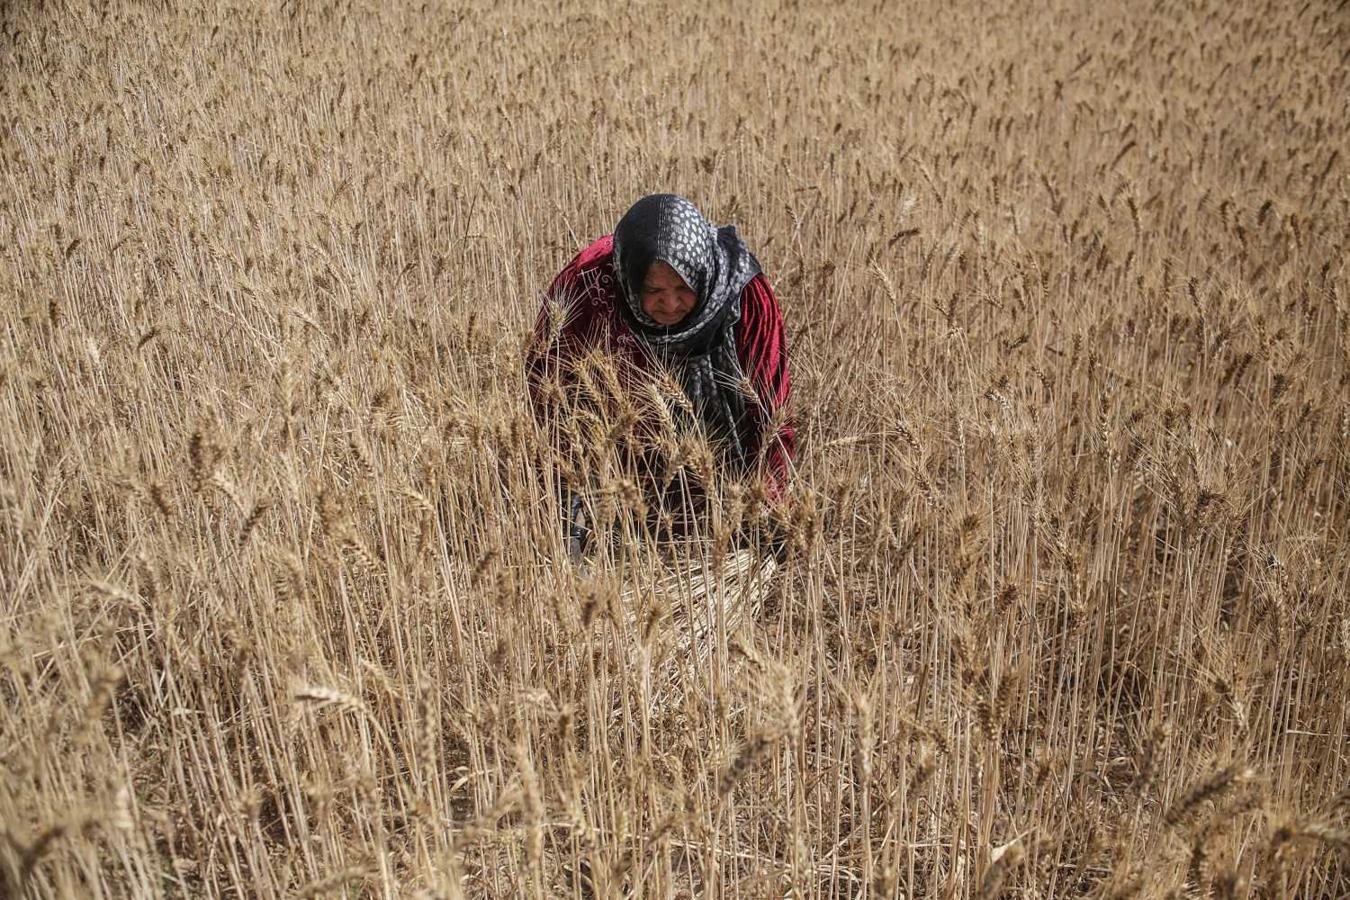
611 194 762 469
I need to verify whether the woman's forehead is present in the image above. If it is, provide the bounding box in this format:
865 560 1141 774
643 260 691 286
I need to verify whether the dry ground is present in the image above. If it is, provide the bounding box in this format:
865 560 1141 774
1 0 1347 896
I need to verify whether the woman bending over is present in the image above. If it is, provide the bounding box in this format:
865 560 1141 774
528 193 794 557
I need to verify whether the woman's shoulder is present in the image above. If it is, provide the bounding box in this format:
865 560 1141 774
549 234 617 301
740 271 781 312
554 234 614 285
572 233 614 271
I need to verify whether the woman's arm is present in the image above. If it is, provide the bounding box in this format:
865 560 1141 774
527 238 615 561
525 238 614 416
735 273 795 496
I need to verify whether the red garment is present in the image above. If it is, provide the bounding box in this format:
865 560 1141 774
528 234 795 494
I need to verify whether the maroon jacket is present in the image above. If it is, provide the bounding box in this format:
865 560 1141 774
528 234 794 494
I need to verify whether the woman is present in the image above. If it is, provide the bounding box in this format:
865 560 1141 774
528 193 794 557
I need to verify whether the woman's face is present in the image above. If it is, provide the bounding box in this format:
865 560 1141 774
640 260 698 326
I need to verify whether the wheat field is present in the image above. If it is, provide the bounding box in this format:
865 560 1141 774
1 0 1347 896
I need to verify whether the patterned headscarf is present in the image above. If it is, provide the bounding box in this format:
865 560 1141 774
611 194 762 469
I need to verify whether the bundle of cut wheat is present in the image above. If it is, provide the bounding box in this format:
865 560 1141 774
618 547 778 709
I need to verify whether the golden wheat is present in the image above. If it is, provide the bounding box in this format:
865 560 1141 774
1 0 1347 896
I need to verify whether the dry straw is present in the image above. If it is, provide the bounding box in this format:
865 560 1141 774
1 0 1346 896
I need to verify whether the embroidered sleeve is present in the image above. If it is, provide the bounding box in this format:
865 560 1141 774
526 241 613 417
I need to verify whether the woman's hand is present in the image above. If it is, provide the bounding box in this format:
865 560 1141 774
565 492 593 563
